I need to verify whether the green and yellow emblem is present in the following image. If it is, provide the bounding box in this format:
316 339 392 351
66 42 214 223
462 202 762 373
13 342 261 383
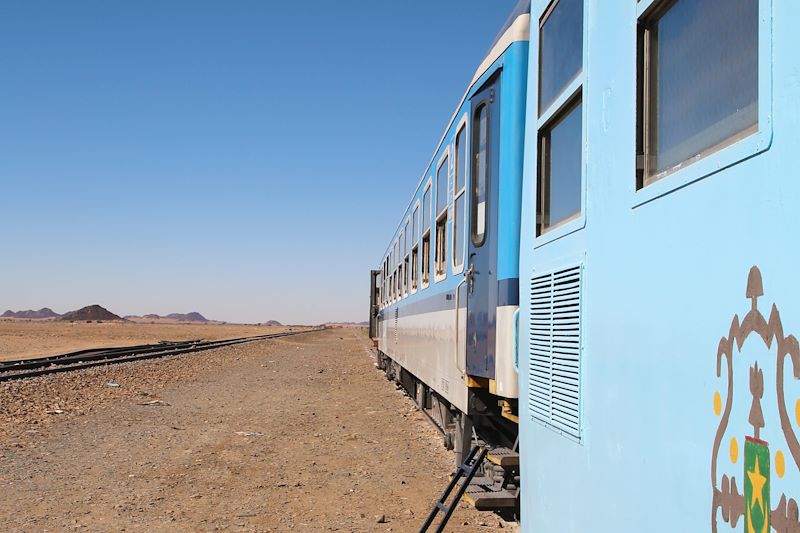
710 267 800 533
744 437 769 533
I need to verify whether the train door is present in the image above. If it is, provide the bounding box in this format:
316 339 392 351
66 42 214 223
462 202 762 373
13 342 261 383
465 76 500 378
368 269 380 340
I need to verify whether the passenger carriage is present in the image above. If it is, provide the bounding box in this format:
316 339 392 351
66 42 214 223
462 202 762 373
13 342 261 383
367 1 530 502
370 0 800 530
517 0 800 531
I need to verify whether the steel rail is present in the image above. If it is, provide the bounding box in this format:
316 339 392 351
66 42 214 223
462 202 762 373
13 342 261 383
0 329 322 382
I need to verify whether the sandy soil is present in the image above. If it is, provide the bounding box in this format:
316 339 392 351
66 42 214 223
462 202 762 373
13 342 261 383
0 329 509 532
0 320 308 361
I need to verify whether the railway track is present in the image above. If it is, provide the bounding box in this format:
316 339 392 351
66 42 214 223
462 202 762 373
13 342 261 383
0 329 322 382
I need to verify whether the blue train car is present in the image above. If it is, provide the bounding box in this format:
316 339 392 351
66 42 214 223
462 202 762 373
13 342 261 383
517 0 800 532
369 0 800 528
368 2 530 510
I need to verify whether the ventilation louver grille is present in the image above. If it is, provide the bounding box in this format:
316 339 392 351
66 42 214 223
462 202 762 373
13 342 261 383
529 264 582 439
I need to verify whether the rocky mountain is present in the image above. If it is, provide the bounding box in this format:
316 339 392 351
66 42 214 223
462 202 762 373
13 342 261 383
165 312 208 322
124 312 210 323
263 320 283 326
1 308 61 319
59 305 123 322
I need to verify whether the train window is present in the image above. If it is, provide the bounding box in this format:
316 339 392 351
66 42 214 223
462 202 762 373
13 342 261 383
453 194 465 270
436 155 449 217
404 221 410 255
403 256 409 297
637 0 758 186
471 104 488 246
539 0 583 115
423 184 432 232
537 97 583 235
453 124 467 271
435 218 447 281
398 262 402 299
411 246 419 293
421 234 430 288
455 126 467 193
412 205 419 246
421 179 433 288
536 0 584 238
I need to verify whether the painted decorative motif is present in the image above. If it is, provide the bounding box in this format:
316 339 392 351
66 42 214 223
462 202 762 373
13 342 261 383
712 267 800 532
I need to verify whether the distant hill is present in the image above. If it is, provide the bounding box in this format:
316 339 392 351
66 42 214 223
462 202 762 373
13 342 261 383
324 321 368 328
124 312 211 324
59 305 123 322
263 320 282 326
1 308 61 319
165 312 208 322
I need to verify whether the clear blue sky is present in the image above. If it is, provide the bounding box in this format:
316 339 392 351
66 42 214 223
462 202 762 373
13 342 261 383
0 1 516 325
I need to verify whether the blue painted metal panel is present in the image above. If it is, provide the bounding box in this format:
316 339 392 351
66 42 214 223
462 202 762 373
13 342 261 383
466 75 501 379
496 44 528 282
518 1 800 532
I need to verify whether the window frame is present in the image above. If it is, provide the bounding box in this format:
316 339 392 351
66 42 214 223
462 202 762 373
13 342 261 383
538 0 584 116
532 0 588 248
434 216 447 283
435 147 451 221
410 246 419 294
410 199 420 294
452 114 469 275
403 255 409 298
434 149 450 283
470 101 490 248
537 92 583 237
421 235 431 289
632 0 773 207
403 218 410 298
421 179 433 290
412 202 420 247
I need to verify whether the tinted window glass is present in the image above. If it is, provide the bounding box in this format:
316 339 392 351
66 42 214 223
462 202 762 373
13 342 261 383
421 236 430 286
455 126 467 192
471 105 488 245
412 207 419 245
644 0 758 178
539 0 583 114
437 156 449 215
435 218 446 277
453 194 465 267
423 187 431 230
411 248 418 290
539 98 582 234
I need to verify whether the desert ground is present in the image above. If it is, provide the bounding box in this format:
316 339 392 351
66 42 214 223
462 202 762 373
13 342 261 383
0 320 308 361
0 328 510 532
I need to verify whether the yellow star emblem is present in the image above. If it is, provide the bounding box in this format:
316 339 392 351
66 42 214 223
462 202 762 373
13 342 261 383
747 455 768 513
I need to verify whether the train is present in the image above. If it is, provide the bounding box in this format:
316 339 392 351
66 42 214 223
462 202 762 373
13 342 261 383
368 0 800 531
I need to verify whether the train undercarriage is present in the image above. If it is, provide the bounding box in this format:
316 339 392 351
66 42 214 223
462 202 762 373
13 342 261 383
375 350 520 519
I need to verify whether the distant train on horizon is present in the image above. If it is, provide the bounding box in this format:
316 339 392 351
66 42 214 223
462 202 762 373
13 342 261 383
368 0 800 531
